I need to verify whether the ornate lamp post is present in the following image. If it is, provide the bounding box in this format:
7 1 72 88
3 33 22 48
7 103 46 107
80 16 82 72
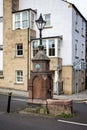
29 13 53 100
35 14 46 50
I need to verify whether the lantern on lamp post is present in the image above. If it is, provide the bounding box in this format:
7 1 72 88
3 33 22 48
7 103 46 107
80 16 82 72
35 14 46 50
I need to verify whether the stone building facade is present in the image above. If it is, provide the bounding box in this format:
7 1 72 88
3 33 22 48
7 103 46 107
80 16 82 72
0 0 36 91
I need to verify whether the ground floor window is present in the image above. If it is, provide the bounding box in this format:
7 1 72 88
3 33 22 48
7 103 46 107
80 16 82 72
16 70 23 83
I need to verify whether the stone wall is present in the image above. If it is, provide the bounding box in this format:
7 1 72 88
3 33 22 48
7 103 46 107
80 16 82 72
0 0 36 91
47 99 73 115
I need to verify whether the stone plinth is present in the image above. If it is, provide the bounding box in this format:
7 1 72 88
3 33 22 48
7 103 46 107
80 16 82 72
28 98 73 116
47 99 73 115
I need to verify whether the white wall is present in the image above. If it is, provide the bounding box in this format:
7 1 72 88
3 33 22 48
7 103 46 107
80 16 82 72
19 0 86 66
19 0 73 66
0 0 3 16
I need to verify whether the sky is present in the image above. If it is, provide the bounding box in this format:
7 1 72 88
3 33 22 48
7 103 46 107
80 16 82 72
67 0 87 19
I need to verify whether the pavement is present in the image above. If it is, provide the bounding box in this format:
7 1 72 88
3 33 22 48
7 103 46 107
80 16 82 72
0 88 87 101
54 90 87 101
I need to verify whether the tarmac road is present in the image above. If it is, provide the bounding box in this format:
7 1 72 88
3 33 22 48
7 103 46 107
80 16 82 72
0 94 87 130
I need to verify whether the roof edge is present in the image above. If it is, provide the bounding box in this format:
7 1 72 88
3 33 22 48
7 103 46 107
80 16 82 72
62 0 87 21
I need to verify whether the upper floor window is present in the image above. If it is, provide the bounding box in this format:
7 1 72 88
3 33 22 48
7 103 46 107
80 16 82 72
75 13 79 32
15 13 20 29
33 40 38 56
13 11 35 30
75 40 78 58
0 45 3 50
44 14 51 27
16 43 23 57
32 38 61 57
16 70 23 83
30 12 35 29
22 11 29 28
0 17 3 23
81 44 84 60
49 39 55 56
82 19 85 37
58 39 61 57
32 40 47 57
42 39 46 54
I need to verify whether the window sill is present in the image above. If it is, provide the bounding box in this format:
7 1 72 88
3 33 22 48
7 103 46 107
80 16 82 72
44 26 53 29
14 56 24 58
0 75 4 79
49 56 56 58
14 82 24 85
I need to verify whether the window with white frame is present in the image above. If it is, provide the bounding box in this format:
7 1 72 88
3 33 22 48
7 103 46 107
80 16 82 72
75 13 79 32
15 13 20 29
16 44 23 56
30 12 35 30
44 14 51 27
0 45 3 50
33 40 38 56
75 40 78 58
58 39 61 57
14 11 29 29
32 38 61 57
32 40 47 56
16 70 23 83
81 44 84 60
22 11 29 28
49 39 55 56
42 39 46 54
0 17 3 23
82 19 85 36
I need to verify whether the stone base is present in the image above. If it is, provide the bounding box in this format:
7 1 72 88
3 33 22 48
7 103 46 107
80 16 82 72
28 99 47 104
28 99 73 116
47 99 73 115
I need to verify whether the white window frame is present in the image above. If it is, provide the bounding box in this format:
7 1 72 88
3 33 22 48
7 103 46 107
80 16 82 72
0 17 3 23
48 39 55 57
58 39 61 57
75 13 79 32
16 43 23 57
32 40 38 57
16 70 23 84
75 40 78 58
32 38 61 57
44 14 51 27
30 11 35 30
81 44 84 60
42 39 47 54
13 11 29 29
22 11 29 28
15 13 21 29
0 45 3 50
82 19 85 37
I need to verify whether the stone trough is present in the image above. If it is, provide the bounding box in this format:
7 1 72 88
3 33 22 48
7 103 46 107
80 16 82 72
28 98 73 116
